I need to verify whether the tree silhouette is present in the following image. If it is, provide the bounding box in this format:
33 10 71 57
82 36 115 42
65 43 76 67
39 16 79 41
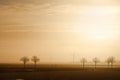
20 56 29 69
31 56 40 69
109 56 115 69
80 58 87 69
93 57 99 69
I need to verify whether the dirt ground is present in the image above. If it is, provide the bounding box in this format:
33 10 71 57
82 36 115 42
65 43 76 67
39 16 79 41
0 64 120 80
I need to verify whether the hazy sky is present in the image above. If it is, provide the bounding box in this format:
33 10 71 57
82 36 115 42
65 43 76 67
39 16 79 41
0 0 120 63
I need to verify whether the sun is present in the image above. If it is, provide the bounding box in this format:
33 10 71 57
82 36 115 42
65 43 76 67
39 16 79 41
85 26 115 40
72 6 118 41
73 24 116 41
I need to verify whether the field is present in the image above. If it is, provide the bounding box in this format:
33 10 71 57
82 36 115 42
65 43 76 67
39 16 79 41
0 64 120 80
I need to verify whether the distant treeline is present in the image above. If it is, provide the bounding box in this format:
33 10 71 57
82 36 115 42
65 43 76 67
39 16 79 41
19 56 119 69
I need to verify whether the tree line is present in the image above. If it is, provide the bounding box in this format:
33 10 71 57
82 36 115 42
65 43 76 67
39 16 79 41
80 56 115 69
20 56 40 69
20 56 116 69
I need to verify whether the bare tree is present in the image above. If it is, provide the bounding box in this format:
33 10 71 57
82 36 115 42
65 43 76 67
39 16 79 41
20 56 29 69
109 56 115 68
93 57 99 69
80 58 87 69
31 56 40 69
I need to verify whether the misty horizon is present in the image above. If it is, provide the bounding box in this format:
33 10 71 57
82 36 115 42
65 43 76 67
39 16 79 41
0 0 120 63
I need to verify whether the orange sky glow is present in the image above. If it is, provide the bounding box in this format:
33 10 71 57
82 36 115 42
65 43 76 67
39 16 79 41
0 0 120 63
